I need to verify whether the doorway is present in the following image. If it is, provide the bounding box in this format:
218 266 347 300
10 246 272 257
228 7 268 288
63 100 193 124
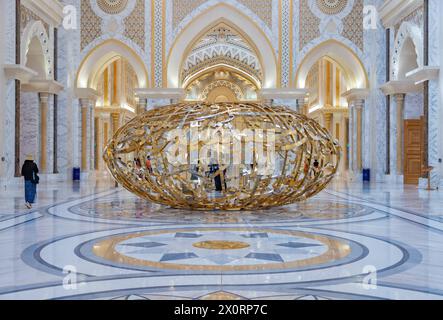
404 118 423 185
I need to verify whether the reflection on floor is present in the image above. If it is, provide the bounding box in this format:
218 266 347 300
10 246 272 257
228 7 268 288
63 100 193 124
1 176 443 300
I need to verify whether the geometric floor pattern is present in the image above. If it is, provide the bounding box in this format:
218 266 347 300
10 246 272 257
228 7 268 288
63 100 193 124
1 177 443 300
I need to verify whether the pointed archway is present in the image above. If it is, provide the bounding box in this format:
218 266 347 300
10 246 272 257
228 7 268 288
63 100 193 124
76 39 149 90
167 3 277 89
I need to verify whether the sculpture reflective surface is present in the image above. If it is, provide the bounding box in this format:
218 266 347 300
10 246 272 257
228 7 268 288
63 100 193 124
103 103 340 210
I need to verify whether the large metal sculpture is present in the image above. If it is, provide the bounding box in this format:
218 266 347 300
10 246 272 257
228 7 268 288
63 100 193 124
103 103 340 210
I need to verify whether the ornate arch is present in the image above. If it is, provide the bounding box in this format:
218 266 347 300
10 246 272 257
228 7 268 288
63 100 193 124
181 22 262 86
167 0 275 56
21 20 52 79
76 39 149 90
391 21 423 80
295 39 368 89
200 80 244 101
167 3 277 89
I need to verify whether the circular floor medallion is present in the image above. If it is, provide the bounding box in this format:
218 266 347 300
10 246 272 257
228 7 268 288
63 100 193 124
91 228 351 272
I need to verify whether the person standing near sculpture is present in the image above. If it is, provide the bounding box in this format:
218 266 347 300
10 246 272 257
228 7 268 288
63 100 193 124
21 154 39 209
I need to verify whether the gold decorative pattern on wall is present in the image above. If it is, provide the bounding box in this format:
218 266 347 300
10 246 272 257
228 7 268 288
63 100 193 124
306 61 319 106
20 4 49 35
81 0 102 50
124 0 145 51
316 0 348 15
172 0 206 31
342 0 363 52
96 0 129 14
237 0 273 29
172 0 273 31
299 0 320 50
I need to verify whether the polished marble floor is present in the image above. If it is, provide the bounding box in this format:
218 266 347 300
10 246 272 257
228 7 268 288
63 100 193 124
1 174 443 300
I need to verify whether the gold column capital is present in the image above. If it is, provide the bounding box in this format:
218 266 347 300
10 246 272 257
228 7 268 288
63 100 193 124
111 112 121 121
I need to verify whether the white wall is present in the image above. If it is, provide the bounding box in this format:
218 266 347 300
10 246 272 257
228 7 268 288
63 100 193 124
439 0 443 184
0 0 6 179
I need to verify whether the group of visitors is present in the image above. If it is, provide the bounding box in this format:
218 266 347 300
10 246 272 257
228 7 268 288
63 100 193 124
133 156 153 177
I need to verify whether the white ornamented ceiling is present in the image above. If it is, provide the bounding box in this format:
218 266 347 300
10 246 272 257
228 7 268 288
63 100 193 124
181 23 262 85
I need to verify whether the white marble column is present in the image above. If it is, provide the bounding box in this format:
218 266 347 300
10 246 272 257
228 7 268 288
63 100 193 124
426 0 441 187
395 94 405 175
20 92 39 168
347 99 364 173
0 0 15 183
79 99 93 172
38 93 50 173
89 103 95 172
355 100 364 172
349 104 354 172
389 94 398 176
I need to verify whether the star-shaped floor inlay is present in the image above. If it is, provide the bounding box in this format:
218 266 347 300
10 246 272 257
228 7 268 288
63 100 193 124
160 252 199 262
175 233 203 238
277 241 323 249
245 252 284 262
120 241 167 249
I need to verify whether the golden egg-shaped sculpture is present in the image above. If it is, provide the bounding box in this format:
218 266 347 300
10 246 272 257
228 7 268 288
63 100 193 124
103 103 340 210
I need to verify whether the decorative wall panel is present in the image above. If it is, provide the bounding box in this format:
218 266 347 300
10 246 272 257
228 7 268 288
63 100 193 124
280 0 291 87
299 0 321 50
81 0 102 50
168 0 277 58
342 0 363 51
237 0 273 30
124 0 145 51
152 0 164 87
20 4 49 36
172 0 273 31
394 5 423 36
172 0 206 31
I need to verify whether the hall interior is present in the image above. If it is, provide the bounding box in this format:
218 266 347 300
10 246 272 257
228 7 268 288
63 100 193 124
0 0 443 301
